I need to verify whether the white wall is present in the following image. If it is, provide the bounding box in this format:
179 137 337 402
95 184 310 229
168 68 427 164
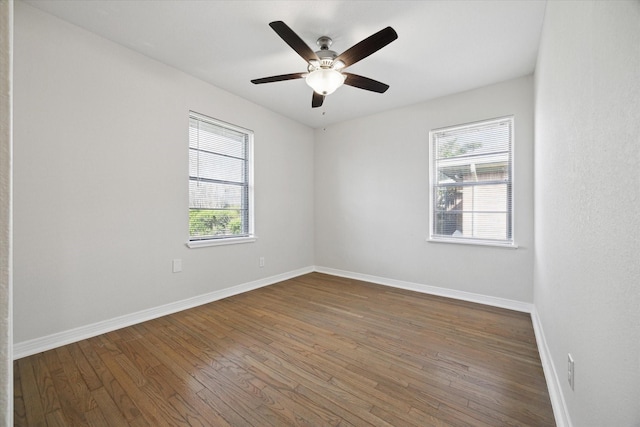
315 76 534 303
0 0 13 424
534 1 640 426
12 2 315 345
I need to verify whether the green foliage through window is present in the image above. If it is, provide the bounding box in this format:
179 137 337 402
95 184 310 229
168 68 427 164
189 209 243 238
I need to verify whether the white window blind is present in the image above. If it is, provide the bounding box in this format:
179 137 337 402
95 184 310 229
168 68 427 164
430 116 514 246
189 112 253 241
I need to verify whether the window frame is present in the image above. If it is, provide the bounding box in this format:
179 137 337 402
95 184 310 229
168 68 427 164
187 111 255 248
428 116 516 248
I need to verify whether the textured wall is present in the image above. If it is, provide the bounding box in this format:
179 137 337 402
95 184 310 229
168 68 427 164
534 1 640 425
0 0 13 424
315 76 535 303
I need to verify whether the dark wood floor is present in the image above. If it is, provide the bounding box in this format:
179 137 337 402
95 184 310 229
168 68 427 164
14 272 555 426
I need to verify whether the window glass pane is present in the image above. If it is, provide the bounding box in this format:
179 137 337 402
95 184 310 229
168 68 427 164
433 211 509 240
189 180 246 210
189 208 247 238
189 149 245 183
434 184 508 211
434 211 462 236
435 122 510 159
431 117 513 244
435 156 509 185
189 118 246 158
470 184 509 211
189 113 252 241
434 186 463 211
463 212 509 240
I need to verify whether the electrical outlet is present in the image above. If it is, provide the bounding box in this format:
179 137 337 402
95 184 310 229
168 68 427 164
567 353 575 390
259 257 265 268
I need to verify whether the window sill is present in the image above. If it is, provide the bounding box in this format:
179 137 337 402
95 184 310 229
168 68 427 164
427 237 518 249
187 236 257 248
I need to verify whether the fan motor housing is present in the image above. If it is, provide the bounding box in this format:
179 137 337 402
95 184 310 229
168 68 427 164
315 36 338 68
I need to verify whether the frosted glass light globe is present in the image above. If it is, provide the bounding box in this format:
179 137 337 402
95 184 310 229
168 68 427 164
305 69 346 95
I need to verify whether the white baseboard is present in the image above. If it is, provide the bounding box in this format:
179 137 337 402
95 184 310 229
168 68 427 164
314 266 534 313
531 307 573 427
12 266 314 359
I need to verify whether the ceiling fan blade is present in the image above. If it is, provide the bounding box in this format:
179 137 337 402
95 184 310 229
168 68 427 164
312 92 324 108
336 26 398 68
269 21 320 63
343 73 390 93
251 73 305 84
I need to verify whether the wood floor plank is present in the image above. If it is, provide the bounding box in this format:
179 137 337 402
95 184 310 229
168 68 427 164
76 338 142 423
14 361 36 425
196 386 262 426
152 319 294 426
15 272 555 426
32 353 61 416
55 345 96 413
13 360 32 427
153 363 233 427
38 350 89 426
82 406 111 427
66 342 103 392
88 387 130 427
43 410 68 427
294 383 391 427
88 338 178 427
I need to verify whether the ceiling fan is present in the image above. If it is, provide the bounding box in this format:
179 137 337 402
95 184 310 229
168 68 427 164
251 21 398 108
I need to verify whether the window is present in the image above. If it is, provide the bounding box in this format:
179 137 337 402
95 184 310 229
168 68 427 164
429 116 514 246
188 112 254 246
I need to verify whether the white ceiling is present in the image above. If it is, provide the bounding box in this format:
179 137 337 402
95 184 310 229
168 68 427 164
23 0 546 129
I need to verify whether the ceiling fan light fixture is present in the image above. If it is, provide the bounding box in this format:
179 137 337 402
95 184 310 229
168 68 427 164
252 21 398 107
305 68 346 95
332 60 346 70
